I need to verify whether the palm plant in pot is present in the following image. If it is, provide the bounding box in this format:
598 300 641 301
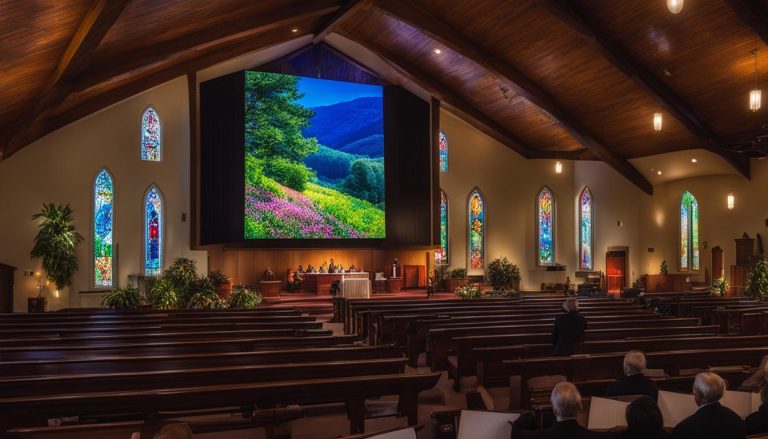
30 203 83 293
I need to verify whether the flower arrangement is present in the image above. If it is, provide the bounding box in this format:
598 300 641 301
709 277 729 297
455 285 482 300
487 257 521 292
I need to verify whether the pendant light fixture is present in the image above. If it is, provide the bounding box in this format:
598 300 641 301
555 161 563 174
653 112 663 131
667 0 684 14
750 37 762 112
727 191 735 210
554 122 563 174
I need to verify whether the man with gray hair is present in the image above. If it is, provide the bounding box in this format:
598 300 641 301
511 382 615 438
605 350 659 400
671 372 745 439
552 298 587 355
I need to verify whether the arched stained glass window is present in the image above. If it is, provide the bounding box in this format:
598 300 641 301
537 187 555 266
141 107 161 161
437 190 449 264
439 130 448 173
144 185 163 276
93 169 114 287
468 188 485 270
579 187 593 271
680 191 700 271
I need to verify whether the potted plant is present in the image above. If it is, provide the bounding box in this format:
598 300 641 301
455 284 482 300
744 258 768 299
184 277 226 309
30 203 83 304
207 270 231 299
445 267 469 293
710 277 729 297
487 257 521 294
102 286 143 309
148 278 178 309
229 286 262 309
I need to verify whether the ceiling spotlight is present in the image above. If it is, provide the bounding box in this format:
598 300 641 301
291 28 299 33
667 0 684 14
653 112 663 131
434 48 442 54
691 158 698 163
657 170 663 175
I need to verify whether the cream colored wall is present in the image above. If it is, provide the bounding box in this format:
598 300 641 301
439 111 577 289
0 77 207 311
639 160 768 282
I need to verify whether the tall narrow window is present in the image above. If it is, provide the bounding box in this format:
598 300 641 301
93 169 114 287
680 191 700 271
439 130 448 172
144 185 163 276
537 187 555 266
579 187 593 271
141 106 161 161
468 188 485 270
437 190 449 264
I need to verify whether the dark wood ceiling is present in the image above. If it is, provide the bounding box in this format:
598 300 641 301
1 0 767 194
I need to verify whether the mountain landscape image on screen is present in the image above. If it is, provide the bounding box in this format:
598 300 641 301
244 71 385 239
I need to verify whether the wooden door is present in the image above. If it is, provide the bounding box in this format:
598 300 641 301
712 246 724 280
606 251 626 293
0 264 16 313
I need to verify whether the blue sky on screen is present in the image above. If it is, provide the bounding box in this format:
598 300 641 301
296 76 382 108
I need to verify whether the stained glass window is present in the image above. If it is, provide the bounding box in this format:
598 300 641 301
579 187 593 271
144 185 163 276
680 191 700 271
437 190 449 264
468 188 485 270
141 106 161 161
439 130 448 172
537 187 555 266
93 169 113 287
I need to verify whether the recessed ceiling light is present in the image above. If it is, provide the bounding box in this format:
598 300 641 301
291 28 299 33
657 170 663 175
434 48 442 54
691 158 698 163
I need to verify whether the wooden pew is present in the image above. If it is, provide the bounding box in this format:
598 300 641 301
0 373 441 434
0 345 404 377
0 334 360 361
502 346 768 409
427 320 710 370
472 334 768 388
0 308 302 322
0 328 334 347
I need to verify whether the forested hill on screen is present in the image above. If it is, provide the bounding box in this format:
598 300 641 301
243 71 385 240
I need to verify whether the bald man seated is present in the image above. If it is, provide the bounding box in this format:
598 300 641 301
671 372 745 439
511 382 616 438
605 350 659 401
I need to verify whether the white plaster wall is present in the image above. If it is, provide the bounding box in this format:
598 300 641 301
0 77 207 311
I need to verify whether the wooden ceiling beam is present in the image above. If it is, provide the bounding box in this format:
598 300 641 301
313 0 372 44
373 0 653 194
4 29 310 159
75 1 340 91
540 0 750 180
4 0 130 151
333 29 534 158
726 0 768 46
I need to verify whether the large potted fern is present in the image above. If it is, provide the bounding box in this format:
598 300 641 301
29 203 83 311
744 258 768 299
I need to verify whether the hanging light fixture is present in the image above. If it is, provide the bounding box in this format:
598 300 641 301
667 0 684 14
727 192 735 210
555 161 563 174
750 38 762 112
653 112 663 131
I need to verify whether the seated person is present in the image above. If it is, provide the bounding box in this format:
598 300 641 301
606 350 659 400
328 259 336 273
511 381 615 438
745 385 768 435
318 264 326 273
297 265 304 274
154 423 192 439
348 264 356 272
552 298 587 356
671 372 745 439
338 264 345 273
615 396 667 439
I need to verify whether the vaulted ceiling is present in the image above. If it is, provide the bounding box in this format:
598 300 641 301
1 0 767 194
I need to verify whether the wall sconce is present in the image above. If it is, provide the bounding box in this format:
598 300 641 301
653 112 663 131
727 192 735 210
555 161 563 174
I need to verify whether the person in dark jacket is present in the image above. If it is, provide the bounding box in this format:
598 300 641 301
606 350 659 401
746 385 768 435
511 382 616 439
551 298 587 356
614 396 668 439
671 372 746 439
